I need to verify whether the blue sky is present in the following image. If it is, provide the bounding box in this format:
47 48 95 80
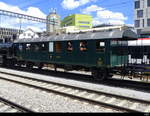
0 0 134 31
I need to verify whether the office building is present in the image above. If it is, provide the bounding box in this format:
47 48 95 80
0 27 22 43
61 14 93 30
134 0 150 34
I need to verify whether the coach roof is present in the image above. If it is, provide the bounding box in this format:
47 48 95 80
14 29 137 43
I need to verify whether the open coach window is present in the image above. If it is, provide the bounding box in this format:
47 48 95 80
40 43 47 51
79 41 87 51
34 44 39 51
55 42 62 53
67 41 73 52
29 44 39 52
96 41 105 52
26 44 31 50
18 44 23 51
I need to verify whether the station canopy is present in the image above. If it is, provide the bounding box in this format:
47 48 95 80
15 29 137 43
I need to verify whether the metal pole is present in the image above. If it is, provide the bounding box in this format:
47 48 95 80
18 18 22 39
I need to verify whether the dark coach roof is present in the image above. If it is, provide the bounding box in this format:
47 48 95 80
14 29 137 43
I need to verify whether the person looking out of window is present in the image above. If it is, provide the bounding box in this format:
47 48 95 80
80 41 87 51
67 42 73 51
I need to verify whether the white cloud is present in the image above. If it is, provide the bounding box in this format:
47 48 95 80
97 10 127 21
61 0 96 10
0 2 46 32
81 5 128 26
107 20 125 25
24 7 46 18
92 17 103 25
82 5 104 14
0 2 46 18
26 25 46 32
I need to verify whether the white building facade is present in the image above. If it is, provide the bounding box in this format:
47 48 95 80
19 28 39 39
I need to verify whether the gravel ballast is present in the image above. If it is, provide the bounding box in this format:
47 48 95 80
0 67 149 101
0 79 118 112
0 67 150 112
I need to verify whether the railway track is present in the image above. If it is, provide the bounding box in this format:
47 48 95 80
9 66 150 92
0 96 34 113
0 69 150 112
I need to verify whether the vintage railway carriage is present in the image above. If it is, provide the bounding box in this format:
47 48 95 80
13 29 137 80
0 43 13 65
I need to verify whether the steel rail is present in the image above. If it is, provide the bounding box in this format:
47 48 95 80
0 70 149 112
0 96 34 113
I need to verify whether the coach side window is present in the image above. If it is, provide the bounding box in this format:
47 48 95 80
30 44 39 51
26 44 31 50
67 41 73 52
40 43 47 51
34 44 39 51
80 41 87 51
55 42 62 53
96 41 105 52
49 42 54 52
18 44 23 51
29 44 39 51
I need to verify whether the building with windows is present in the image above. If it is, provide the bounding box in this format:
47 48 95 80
0 27 22 43
19 28 39 39
46 9 61 35
61 14 93 30
134 0 150 34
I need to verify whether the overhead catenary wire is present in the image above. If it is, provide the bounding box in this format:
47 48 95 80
0 0 134 31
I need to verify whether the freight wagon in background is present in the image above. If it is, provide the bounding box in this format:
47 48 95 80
127 32 150 81
128 34 150 64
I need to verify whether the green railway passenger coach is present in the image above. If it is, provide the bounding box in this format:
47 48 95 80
14 29 137 80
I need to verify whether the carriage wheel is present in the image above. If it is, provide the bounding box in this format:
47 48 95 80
38 63 43 69
26 62 33 68
92 68 107 81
